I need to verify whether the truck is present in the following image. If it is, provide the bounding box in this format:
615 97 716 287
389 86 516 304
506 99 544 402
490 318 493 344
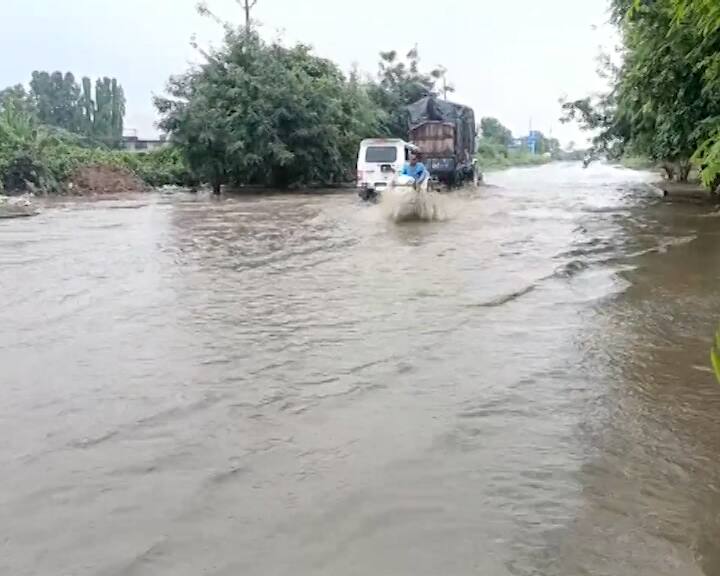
405 96 479 188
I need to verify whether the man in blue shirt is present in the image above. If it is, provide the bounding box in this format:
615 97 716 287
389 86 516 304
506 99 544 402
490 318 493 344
400 152 428 186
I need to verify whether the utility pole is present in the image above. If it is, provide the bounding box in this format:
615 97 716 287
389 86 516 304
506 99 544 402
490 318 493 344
240 0 258 29
197 1 260 30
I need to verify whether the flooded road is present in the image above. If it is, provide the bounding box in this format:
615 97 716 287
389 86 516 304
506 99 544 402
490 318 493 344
2 163 720 575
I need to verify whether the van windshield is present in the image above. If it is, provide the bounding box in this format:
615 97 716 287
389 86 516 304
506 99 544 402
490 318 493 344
365 146 398 163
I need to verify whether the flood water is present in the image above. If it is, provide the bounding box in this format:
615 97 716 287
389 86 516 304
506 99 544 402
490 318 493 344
2 163 720 576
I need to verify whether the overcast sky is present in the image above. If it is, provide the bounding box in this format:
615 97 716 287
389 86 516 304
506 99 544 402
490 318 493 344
1 0 616 145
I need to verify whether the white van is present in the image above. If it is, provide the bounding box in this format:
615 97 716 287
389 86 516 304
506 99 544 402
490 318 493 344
357 138 418 200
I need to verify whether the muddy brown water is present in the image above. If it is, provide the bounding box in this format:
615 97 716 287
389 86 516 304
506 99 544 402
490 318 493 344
2 163 720 576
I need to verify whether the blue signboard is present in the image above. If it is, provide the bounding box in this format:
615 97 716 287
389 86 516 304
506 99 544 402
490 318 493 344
527 131 540 154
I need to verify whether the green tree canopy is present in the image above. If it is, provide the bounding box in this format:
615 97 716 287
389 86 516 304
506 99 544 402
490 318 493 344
156 31 383 191
25 71 125 146
480 117 513 147
563 0 720 185
366 47 443 137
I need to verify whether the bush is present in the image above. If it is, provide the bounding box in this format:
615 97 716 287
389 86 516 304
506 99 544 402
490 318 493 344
156 31 384 190
112 147 192 188
0 95 190 194
476 138 551 171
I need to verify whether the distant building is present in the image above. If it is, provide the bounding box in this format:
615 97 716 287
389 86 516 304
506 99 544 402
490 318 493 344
122 130 168 153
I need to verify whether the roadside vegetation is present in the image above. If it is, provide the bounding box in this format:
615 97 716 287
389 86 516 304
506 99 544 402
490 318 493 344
0 24 456 194
8 0 718 194
619 155 659 171
0 94 190 194
0 73 190 194
155 25 453 191
562 0 720 192
476 116 585 171
476 142 552 171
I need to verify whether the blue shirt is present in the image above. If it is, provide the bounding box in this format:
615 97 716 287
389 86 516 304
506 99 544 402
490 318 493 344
401 162 427 180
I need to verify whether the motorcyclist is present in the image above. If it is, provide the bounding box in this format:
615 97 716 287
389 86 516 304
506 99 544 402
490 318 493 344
400 151 429 188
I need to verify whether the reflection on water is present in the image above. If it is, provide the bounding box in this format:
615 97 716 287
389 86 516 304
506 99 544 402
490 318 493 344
1 163 720 575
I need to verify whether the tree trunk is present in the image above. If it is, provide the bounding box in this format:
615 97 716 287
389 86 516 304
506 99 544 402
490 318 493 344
711 175 720 196
662 162 675 181
678 160 691 183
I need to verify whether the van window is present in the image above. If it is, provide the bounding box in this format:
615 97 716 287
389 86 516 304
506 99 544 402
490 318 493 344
365 146 397 163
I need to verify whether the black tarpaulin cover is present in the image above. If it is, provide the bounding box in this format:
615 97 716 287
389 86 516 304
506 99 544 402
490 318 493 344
406 96 476 158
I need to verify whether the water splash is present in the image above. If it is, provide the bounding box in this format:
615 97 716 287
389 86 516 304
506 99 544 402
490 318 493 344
380 186 449 223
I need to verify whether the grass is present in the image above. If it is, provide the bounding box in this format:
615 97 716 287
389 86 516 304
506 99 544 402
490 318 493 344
619 155 658 170
477 143 552 172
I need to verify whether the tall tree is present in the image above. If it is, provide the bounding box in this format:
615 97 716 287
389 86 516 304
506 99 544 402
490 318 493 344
563 0 720 182
93 77 112 142
367 47 443 137
26 71 125 146
480 117 513 147
90 77 125 145
433 66 455 101
29 71 81 132
0 85 34 117
110 78 126 145
156 31 382 191
671 0 720 188
80 77 95 135
29 71 53 126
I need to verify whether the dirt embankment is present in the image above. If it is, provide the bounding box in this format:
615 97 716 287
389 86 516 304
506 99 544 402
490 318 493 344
67 165 149 195
652 180 719 202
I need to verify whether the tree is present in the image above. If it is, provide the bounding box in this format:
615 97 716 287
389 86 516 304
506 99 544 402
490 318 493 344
366 47 443 137
0 93 79 193
93 78 110 142
433 66 455 100
156 31 382 192
0 93 38 192
544 137 561 158
111 78 126 145
672 0 720 189
92 77 125 146
563 0 720 183
79 77 94 135
25 71 125 146
29 71 81 133
480 117 513 147
618 0 710 180
0 85 34 117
